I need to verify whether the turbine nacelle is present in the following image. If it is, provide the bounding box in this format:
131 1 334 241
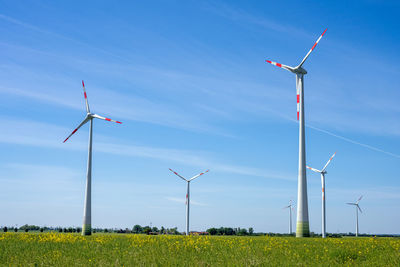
292 66 307 75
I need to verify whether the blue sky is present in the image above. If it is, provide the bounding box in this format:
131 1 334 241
0 0 399 234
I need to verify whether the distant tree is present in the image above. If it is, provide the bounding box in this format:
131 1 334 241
14 228 18 232
249 227 254 235
40 228 44 232
3 226 7 232
143 226 151 235
20 224 40 231
104 229 108 233
152 227 159 233
207 228 217 235
238 228 248 236
133 225 143 234
225 228 234 235
25 229 29 232
160 226 165 234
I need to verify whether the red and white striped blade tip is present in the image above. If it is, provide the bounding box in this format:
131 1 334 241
105 117 122 124
200 170 210 175
169 168 179 175
265 60 283 68
310 28 328 51
63 128 78 143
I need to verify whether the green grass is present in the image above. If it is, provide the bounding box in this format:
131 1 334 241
0 232 399 266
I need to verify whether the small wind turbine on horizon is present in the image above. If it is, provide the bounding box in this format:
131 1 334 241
283 200 295 235
169 168 209 235
265 28 328 237
63 80 122 236
347 196 363 237
307 152 336 238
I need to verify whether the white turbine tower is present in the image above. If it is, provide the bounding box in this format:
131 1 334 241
169 168 209 235
307 152 336 238
266 28 327 237
63 80 122 236
346 196 363 237
283 200 295 235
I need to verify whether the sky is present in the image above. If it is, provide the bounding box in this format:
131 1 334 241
0 0 399 234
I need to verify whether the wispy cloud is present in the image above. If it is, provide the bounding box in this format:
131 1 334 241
329 186 400 201
202 2 310 37
1 12 399 161
0 14 130 64
0 163 82 203
0 81 231 137
0 117 295 181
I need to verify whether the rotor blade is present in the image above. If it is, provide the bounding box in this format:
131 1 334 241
63 117 90 143
297 28 327 68
322 151 337 172
346 202 356 205
169 168 187 181
356 195 363 204
92 114 122 124
306 166 321 173
282 205 290 209
357 205 362 213
265 60 294 72
82 80 90 113
189 169 209 181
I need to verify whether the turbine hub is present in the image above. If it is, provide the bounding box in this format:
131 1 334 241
293 66 307 74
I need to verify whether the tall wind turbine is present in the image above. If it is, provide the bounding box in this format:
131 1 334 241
63 80 122 236
283 200 295 235
265 28 327 237
169 168 209 235
346 196 363 237
307 152 336 238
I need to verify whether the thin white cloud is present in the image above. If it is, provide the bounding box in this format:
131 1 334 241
306 123 400 159
0 117 294 181
0 14 130 64
202 2 310 37
0 82 231 137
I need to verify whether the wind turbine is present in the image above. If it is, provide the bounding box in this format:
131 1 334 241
265 28 327 237
307 152 336 238
63 80 122 236
169 168 209 235
283 200 295 235
346 196 363 237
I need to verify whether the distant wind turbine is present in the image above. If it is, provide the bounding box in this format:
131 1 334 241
265 28 327 237
307 152 336 238
283 200 295 235
169 168 209 235
63 81 122 235
346 196 363 237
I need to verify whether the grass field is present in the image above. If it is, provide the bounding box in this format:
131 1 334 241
0 232 399 266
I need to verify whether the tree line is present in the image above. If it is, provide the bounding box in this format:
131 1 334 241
1 225 398 237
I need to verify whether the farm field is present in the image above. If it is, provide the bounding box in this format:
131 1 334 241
0 233 399 266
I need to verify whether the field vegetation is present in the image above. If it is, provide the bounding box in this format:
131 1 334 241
0 232 399 266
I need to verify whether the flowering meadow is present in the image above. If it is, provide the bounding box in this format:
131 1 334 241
0 233 399 266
